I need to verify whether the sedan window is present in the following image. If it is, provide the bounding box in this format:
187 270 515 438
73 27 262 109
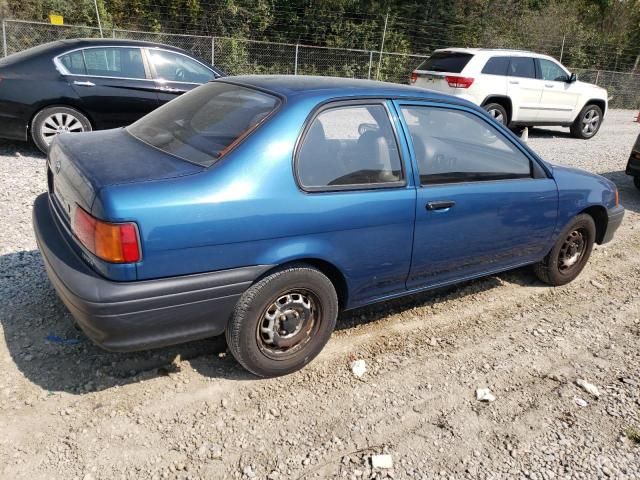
148 50 216 83
81 47 146 79
128 82 279 167
296 104 403 190
400 106 531 184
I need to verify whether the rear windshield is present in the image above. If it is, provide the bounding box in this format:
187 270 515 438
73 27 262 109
128 82 280 167
420 51 473 73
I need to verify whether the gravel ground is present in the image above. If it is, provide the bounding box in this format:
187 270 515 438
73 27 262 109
0 110 639 480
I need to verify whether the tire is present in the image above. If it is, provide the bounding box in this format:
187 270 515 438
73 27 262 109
533 214 596 286
31 106 92 154
570 104 603 139
226 264 338 377
634 176 640 191
483 103 508 126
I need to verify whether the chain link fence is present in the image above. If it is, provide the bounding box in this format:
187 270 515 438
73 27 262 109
2 19 639 108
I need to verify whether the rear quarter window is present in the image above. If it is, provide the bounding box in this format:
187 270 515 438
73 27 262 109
481 56 510 76
420 52 473 73
128 82 279 167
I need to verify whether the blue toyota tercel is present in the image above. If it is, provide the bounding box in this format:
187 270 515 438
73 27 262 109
33 76 624 377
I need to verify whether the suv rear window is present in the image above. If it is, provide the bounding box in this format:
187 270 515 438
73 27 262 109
128 82 279 167
420 51 473 73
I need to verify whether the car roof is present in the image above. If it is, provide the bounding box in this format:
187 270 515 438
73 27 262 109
222 75 463 103
434 47 556 59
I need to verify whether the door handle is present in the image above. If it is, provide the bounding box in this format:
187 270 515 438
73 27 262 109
426 200 455 211
545 83 554 88
73 80 95 87
509 80 520 85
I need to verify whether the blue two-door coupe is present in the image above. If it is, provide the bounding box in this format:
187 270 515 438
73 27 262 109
33 75 624 377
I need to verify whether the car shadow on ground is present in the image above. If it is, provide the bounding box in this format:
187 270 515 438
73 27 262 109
0 139 45 158
1 248 545 394
525 127 573 139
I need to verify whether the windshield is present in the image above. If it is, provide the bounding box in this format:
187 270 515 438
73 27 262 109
128 82 280 167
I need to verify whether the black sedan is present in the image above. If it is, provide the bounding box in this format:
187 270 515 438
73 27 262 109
0 38 224 152
627 129 640 190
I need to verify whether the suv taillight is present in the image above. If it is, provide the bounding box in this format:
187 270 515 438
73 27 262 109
445 76 474 88
410 72 418 84
72 205 141 263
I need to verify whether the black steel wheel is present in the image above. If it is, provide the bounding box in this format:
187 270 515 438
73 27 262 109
226 264 338 377
534 214 596 286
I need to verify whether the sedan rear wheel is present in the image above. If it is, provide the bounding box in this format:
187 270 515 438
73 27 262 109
226 264 338 377
32 106 92 153
533 214 596 286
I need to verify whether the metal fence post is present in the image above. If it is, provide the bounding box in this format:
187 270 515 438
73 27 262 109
2 20 7 58
595 70 601 85
112 29 116 39
211 36 215 65
368 51 373 79
294 44 299 75
559 33 566 63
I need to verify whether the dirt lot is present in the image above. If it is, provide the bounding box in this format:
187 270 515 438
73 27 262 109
1 111 639 480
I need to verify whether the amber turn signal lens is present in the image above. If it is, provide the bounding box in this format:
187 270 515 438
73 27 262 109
72 206 141 263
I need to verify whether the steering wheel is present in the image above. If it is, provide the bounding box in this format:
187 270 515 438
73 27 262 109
175 67 186 81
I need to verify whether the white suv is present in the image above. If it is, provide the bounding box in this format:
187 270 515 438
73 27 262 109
410 48 608 139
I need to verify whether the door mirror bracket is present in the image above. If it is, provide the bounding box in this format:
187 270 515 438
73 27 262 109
568 73 577 83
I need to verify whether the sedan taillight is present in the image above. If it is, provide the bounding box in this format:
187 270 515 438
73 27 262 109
72 205 141 263
445 76 474 88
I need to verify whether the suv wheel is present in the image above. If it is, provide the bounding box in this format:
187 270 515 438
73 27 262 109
31 106 92 154
483 103 508 126
570 104 603 139
226 264 338 377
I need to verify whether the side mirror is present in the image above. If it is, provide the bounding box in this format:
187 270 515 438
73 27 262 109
568 73 577 83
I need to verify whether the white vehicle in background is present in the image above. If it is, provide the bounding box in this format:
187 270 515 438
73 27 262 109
410 48 608 139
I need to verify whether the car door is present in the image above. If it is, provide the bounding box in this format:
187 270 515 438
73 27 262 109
536 58 580 123
145 48 218 105
394 102 558 290
294 101 416 304
58 46 160 129
507 56 544 122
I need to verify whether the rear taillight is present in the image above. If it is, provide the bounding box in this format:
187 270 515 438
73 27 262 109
445 76 474 88
72 205 141 263
410 72 418 84
614 188 619 207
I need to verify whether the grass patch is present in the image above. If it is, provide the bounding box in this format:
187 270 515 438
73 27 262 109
626 428 640 445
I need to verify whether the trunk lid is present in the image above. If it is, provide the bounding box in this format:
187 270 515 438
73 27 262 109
47 128 204 222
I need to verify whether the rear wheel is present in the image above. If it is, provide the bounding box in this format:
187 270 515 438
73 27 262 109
483 103 508 126
31 106 92 153
570 104 603 139
533 214 596 286
226 264 338 377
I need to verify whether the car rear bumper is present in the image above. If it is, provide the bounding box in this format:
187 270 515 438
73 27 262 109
0 113 28 141
33 193 271 352
601 205 624 244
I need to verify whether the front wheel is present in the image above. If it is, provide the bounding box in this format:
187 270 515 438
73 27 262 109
570 104 603 139
226 264 338 377
31 106 92 153
533 214 596 286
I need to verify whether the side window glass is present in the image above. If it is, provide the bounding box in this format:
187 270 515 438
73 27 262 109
297 104 403 189
82 47 146 79
148 50 216 83
539 59 569 82
481 56 509 76
508 57 536 79
59 51 86 75
400 106 531 185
